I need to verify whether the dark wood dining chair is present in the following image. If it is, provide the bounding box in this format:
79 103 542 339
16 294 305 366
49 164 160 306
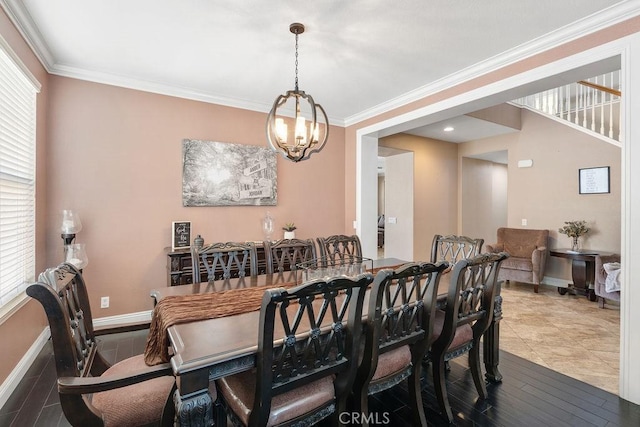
428 252 509 423
263 238 317 274
353 261 449 427
216 273 374 426
192 241 258 282
430 234 484 265
430 234 484 294
26 263 176 427
316 234 363 266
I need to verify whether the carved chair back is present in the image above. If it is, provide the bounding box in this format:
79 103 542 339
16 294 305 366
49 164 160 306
249 273 373 426
434 252 508 353
26 263 116 424
430 234 484 265
428 252 508 423
316 234 363 266
192 241 258 282
364 262 448 372
354 261 448 425
263 238 317 274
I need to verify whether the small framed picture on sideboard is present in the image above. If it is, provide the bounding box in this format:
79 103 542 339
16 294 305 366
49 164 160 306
172 221 191 251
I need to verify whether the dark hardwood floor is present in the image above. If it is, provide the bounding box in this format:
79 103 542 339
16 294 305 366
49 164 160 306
1 329 639 426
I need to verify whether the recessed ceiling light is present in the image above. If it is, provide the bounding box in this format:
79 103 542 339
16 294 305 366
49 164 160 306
444 126 454 132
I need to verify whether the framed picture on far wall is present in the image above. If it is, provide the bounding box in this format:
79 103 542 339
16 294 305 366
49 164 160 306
171 221 191 250
182 139 278 207
579 166 610 194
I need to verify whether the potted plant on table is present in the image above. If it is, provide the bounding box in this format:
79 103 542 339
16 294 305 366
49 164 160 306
558 220 590 252
283 223 297 240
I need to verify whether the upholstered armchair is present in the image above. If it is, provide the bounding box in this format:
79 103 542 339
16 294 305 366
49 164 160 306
486 227 549 293
595 254 621 308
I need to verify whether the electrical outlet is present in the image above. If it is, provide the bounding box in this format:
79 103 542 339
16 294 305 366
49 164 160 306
100 296 109 308
521 219 528 226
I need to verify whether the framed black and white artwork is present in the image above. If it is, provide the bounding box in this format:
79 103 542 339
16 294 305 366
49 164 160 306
182 139 278 206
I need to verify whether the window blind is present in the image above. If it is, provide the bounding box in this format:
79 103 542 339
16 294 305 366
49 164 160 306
0 45 37 308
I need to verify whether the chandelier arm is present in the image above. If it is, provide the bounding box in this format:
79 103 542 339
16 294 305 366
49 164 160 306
298 103 329 162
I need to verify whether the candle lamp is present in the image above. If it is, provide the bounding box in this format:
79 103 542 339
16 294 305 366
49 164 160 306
60 210 82 246
65 243 89 270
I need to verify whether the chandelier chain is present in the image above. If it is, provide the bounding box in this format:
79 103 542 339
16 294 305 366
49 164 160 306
294 33 299 91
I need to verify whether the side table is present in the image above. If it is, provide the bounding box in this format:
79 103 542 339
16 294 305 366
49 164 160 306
549 249 612 301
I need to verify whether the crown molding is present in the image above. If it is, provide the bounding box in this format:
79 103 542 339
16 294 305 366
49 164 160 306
51 62 275 112
3 0 639 128
0 0 54 70
343 0 640 127
50 63 347 126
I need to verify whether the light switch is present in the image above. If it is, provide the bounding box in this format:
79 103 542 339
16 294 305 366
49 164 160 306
388 217 397 224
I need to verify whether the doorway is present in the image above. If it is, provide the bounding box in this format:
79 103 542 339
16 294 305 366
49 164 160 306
377 146 414 261
460 152 508 244
355 48 637 401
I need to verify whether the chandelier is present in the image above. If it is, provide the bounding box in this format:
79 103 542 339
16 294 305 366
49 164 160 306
266 23 329 162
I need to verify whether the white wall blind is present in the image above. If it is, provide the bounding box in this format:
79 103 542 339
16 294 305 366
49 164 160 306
0 44 37 308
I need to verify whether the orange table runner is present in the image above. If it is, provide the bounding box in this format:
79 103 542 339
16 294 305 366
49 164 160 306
144 263 405 365
144 282 294 365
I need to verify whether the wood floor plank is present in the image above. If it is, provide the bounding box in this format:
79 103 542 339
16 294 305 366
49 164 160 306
0 411 16 426
499 353 633 426
4 329 640 427
34 405 63 427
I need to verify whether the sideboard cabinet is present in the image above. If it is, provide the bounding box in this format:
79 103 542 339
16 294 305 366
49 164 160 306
166 243 268 286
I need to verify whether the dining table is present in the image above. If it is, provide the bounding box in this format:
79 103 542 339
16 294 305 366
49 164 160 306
147 258 504 427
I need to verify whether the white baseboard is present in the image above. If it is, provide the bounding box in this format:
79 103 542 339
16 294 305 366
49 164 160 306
0 326 50 411
0 310 153 412
92 310 153 328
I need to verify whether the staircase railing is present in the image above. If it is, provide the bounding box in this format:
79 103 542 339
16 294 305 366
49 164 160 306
513 71 621 143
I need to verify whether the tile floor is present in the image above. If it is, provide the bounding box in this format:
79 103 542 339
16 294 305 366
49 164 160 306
499 281 620 394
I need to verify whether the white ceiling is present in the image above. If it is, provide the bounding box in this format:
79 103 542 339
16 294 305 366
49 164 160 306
405 114 520 143
1 0 633 138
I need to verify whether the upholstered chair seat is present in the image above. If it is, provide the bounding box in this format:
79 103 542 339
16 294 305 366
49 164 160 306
91 355 177 427
370 346 412 383
500 256 534 272
217 370 334 427
430 309 474 352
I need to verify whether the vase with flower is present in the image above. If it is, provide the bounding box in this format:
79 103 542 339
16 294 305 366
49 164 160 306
558 220 590 252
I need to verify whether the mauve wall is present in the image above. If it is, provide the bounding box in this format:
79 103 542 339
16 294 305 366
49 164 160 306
459 110 621 281
46 76 347 316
